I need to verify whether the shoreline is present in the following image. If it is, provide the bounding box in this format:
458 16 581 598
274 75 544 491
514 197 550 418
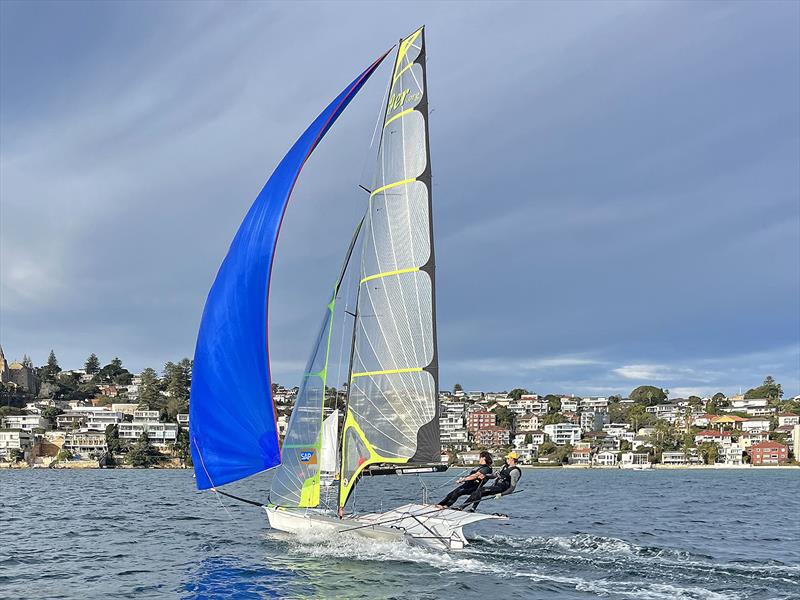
3 461 796 471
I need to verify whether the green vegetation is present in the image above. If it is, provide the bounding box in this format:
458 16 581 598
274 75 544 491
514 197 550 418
105 424 123 454
126 432 164 467
745 376 782 401
453 383 463 393
138 367 162 409
697 442 719 465
56 449 73 462
84 353 101 376
506 388 529 401
491 405 515 429
175 429 192 466
95 357 133 386
41 350 62 382
629 386 667 406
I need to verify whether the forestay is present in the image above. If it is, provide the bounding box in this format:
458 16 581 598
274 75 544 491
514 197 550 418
340 27 439 507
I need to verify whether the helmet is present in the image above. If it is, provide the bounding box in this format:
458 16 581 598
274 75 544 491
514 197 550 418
506 451 520 460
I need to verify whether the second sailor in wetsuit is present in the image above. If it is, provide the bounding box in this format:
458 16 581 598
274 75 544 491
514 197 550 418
436 451 493 508
459 451 522 512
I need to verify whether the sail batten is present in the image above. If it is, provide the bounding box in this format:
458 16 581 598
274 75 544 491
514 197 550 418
189 52 390 492
339 27 439 508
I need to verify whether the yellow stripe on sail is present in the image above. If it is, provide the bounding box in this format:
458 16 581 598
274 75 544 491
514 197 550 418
394 27 423 79
351 367 423 379
370 178 416 197
360 267 419 285
392 62 415 85
384 108 414 129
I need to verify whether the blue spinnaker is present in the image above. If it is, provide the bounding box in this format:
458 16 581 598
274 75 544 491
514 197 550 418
190 51 390 490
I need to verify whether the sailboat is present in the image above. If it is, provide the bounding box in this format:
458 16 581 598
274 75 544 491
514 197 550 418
189 27 504 551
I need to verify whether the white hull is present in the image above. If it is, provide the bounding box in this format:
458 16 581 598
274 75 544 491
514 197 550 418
265 503 505 551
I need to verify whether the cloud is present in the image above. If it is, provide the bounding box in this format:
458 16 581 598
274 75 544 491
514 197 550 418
1 1 798 397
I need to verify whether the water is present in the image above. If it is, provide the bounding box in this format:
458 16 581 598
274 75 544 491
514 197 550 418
1 468 798 599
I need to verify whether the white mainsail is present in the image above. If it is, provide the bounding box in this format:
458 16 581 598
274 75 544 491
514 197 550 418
339 27 439 508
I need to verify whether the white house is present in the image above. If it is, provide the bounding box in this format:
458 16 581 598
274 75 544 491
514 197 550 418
580 397 609 413
543 423 581 445
620 452 650 468
63 431 108 456
593 451 619 466
603 423 630 437
662 450 702 465
0 429 32 459
1 414 50 432
717 445 745 466
118 411 177 447
741 418 771 433
560 397 579 412
84 412 123 432
778 413 799 427
580 411 608 432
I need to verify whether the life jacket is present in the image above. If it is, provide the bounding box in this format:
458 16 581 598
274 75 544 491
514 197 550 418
495 464 522 492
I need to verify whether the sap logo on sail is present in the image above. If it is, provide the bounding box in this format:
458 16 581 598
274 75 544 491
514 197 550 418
299 450 316 464
387 88 422 113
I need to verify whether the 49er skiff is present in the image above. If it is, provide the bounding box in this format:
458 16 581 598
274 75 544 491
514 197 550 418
190 27 505 551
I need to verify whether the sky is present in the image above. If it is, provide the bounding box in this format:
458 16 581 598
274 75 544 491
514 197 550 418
1 1 798 399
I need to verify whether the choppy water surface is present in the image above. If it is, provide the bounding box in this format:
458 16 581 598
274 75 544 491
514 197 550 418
1 468 798 599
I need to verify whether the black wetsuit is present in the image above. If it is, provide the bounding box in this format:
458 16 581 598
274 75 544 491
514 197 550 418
438 464 492 507
461 463 521 510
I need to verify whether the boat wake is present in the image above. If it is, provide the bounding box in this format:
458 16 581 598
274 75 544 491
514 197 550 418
272 530 799 599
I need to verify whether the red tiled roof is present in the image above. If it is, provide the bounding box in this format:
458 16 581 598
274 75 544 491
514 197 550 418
749 441 787 450
696 430 731 437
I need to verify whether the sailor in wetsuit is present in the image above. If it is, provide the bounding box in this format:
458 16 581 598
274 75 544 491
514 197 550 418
436 451 493 508
459 451 522 512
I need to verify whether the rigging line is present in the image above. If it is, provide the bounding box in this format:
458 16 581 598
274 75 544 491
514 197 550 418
192 437 238 522
212 489 265 508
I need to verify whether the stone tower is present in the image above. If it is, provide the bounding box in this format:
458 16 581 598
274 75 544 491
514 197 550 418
0 344 9 384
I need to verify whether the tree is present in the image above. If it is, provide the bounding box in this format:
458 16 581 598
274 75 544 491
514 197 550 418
705 397 720 415
543 394 562 413
649 420 679 461
10 448 24 462
524 433 533 445
84 353 101 375
542 412 566 426
492 405 515 429
163 358 192 419
41 406 63 423
95 358 132 385
744 376 783 401
175 429 192 466
609 400 626 424
42 350 61 382
56 449 73 462
22 355 33 369
138 368 162 409
105 424 123 454
126 432 163 467
538 440 557 456
453 383 463 393
629 386 667 406
688 395 703 407
507 388 530 401
698 442 719 465
627 404 656 432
